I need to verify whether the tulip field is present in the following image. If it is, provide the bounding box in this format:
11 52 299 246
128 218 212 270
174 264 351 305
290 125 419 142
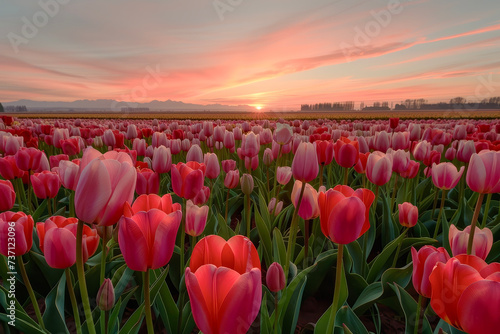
1 114 500 334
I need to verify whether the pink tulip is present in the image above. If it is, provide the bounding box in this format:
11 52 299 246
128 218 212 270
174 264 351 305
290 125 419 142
49 154 69 169
185 200 209 237
57 160 80 191
223 131 235 150
431 162 464 190
411 245 450 298
0 211 34 256
186 144 203 163
389 149 410 174
136 168 159 195
268 198 283 216
276 166 292 185
400 160 420 179
413 140 431 161
0 155 24 180
124 193 181 217
263 148 274 166
0 180 16 212
15 147 43 171
456 140 475 163
354 152 369 174
152 145 172 174
221 159 236 173
97 278 115 311
224 169 240 189
119 209 181 272
333 137 359 168
466 151 500 193
398 202 418 227
292 142 319 182
266 262 286 292
244 155 259 171
241 132 260 157
31 171 61 199
366 151 393 186
75 149 137 226
274 123 293 145
185 235 261 334
291 180 320 220
36 216 99 269
204 153 220 179
171 162 205 200
449 224 493 260
192 186 211 205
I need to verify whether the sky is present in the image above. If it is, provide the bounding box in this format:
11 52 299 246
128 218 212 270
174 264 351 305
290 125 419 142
1 0 500 110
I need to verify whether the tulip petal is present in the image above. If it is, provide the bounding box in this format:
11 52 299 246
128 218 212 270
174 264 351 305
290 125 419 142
457 280 500 334
328 197 366 244
44 228 76 269
151 211 181 269
118 217 148 272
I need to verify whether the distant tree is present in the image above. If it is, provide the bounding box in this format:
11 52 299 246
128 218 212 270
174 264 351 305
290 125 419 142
450 97 466 105
0 102 3 113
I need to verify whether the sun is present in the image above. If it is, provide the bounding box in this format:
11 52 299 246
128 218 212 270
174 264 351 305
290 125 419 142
255 106 262 110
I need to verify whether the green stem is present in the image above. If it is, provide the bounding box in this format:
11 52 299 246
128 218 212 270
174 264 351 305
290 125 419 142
76 220 96 334
481 193 492 228
343 167 348 185
392 227 409 268
272 145 282 198
69 191 75 218
13 178 23 209
319 164 324 189
65 268 82 334
431 187 439 219
414 295 424 334
467 193 485 254
284 181 307 278
224 188 230 222
99 227 109 334
180 198 186 279
143 270 154 334
326 244 344 334
432 190 447 239
390 174 398 213
47 198 52 216
273 292 279 334
246 194 252 238
303 219 310 268
18 257 45 330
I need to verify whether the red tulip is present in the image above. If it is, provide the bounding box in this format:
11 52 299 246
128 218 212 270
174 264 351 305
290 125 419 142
171 162 205 199
15 147 43 171
31 171 61 199
354 152 369 174
118 209 181 271
136 168 159 195
60 137 81 156
429 254 498 331
314 140 334 166
185 235 261 334
36 216 99 269
411 245 450 298
0 211 34 256
75 149 137 226
466 151 500 193
318 185 374 244
292 142 318 182
0 155 24 180
266 262 285 292
449 224 493 260
185 200 209 237
124 193 181 217
389 117 399 129
49 154 69 169
333 137 359 168
398 202 418 227
0 180 15 212
400 160 420 179
431 162 464 190
192 186 211 205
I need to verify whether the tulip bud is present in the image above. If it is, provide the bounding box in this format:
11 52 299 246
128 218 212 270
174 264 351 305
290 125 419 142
185 200 209 237
240 174 254 195
276 166 293 185
0 180 16 212
266 262 285 292
97 278 115 311
267 198 283 216
222 159 236 173
263 148 274 166
398 202 418 227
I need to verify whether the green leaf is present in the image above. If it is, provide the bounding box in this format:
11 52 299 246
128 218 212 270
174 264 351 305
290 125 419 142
42 273 69 333
345 241 366 275
118 304 144 334
389 283 432 334
282 276 308 334
272 228 287 266
366 231 406 283
260 290 273 334
217 213 235 240
255 202 273 267
0 285 45 333
151 268 179 334
334 305 369 334
31 198 48 223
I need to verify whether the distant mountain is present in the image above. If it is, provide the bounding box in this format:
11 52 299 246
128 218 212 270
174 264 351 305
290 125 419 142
3 99 256 112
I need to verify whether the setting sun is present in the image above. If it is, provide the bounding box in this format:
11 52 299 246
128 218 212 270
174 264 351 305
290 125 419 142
256 106 262 110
